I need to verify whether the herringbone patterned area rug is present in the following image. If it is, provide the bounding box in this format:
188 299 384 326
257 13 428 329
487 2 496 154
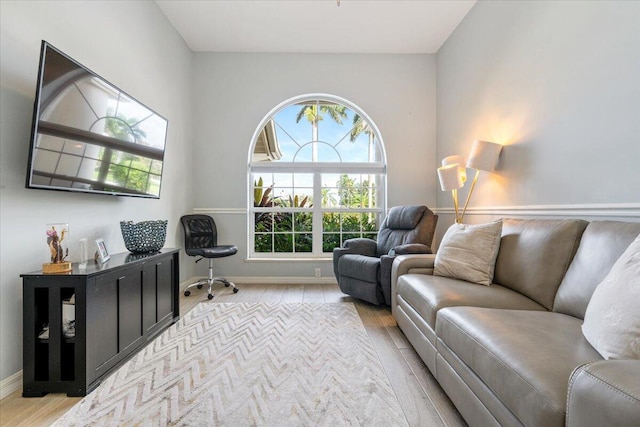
53 302 409 426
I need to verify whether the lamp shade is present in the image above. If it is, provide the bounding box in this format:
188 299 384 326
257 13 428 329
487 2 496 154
466 140 502 172
437 164 463 191
442 154 467 183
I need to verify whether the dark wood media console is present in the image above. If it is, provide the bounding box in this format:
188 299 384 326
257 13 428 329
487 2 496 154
22 249 180 397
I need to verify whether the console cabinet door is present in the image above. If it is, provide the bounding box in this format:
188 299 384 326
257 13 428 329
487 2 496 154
142 262 157 333
86 274 118 384
118 270 143 352
156 256 173 323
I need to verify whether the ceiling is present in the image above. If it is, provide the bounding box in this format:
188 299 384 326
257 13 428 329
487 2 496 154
155 0 476 54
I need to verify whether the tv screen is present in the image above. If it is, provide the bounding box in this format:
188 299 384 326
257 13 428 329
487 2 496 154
26 41 168 198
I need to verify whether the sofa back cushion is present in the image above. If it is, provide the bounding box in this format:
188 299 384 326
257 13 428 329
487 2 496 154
553 220 640 319
493 218 588 310
434 220 503 286
581 234 640 359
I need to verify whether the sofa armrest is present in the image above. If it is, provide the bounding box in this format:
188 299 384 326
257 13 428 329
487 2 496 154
380 246 433 305
392 254 436 279
567 360 640 427
390 254 436 312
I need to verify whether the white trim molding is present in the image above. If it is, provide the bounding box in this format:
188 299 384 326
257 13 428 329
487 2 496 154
193 208 246 215
434 203 640 218
0 370 22 400
193 207 395 216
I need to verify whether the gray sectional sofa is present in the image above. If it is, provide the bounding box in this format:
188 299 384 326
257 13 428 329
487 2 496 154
391 218 640 427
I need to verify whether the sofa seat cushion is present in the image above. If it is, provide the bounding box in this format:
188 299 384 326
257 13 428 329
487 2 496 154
396 274 546 331
436 307 603 427
338 254 380 283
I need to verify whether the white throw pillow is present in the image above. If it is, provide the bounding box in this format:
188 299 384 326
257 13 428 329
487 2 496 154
582 234 640 360
433 220 503 286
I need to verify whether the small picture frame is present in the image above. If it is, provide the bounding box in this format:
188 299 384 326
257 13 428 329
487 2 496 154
95 238 110 263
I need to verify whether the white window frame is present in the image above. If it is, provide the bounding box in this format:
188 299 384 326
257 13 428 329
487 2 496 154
247 94 387 260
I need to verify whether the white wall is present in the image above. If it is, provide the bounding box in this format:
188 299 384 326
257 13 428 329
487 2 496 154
191 53 437 279
0 1 193 384
436 0 640 232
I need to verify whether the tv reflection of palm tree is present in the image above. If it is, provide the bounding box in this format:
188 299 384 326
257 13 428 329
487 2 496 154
104 114 148 143
94 114 157 193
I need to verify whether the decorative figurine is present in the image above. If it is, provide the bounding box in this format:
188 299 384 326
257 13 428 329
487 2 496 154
47 225 68 263
43 224 72 273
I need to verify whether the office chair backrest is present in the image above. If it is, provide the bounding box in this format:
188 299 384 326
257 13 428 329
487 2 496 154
376 205 437 257
181 215 218 255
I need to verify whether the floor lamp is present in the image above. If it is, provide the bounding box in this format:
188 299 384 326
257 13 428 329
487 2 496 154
437 163 464 223
438 140 502 223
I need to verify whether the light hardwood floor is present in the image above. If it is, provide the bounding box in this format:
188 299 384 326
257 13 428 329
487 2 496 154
0 282 465 427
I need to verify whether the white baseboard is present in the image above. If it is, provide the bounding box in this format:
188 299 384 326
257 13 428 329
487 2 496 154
228 276 337 285
0 370 22 400
182 276 336 289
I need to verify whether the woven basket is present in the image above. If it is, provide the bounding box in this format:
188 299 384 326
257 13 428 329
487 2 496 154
120 220 167 253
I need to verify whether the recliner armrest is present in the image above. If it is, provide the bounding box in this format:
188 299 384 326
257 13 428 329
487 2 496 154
389 243 433 256
379 255 395 305
343 238 377 256
332 238 377 281
567 360 640 427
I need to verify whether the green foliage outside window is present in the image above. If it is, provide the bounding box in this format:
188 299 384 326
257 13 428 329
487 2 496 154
254 174 378 253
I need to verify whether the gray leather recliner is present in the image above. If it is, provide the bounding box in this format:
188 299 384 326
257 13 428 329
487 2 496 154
333 205 437 305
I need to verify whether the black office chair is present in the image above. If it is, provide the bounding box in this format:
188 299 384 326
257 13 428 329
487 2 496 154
180 214 239 300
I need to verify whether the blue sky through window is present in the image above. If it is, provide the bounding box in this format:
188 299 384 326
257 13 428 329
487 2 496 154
272 105 377 163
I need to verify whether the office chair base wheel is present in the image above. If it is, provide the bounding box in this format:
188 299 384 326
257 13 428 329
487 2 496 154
197 284 203 289
207 294 214 300
224 283 230 287
233 288 239 293
184 290 191 297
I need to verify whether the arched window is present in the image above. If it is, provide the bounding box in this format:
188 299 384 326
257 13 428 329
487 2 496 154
248 94 386 258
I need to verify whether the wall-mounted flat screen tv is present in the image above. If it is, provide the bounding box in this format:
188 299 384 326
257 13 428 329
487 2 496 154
26 41 168 199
